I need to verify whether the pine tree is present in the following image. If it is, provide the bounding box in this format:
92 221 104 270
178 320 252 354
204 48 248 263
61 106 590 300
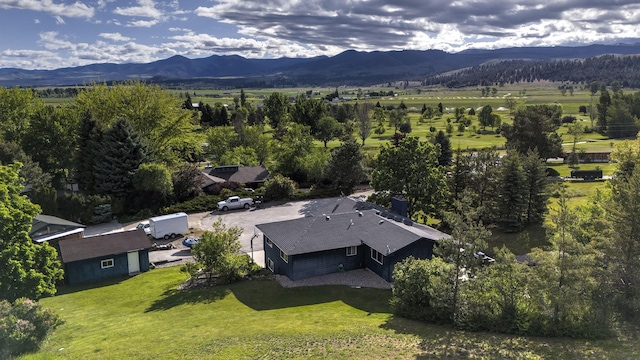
433 130 452 166
94 119 148 198
496 152 527 232
522 150 549 224
75 111 103 194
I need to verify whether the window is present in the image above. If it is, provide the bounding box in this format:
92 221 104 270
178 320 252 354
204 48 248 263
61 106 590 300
266 238 273 248
101 258 114 269
267 258 274 272
371 249 383 265
346 246 357 256
280 249 288 263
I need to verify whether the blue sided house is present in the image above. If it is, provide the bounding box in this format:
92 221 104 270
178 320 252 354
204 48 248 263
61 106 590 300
256 197 450 282
58 229 152 285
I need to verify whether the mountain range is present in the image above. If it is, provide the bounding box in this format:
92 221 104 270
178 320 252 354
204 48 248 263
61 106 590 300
2 44 640 87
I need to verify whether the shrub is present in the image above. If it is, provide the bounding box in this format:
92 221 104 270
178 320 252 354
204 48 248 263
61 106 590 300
0 298 63 358
263 175 296 202
546 167 560 177
163 195 222 214
57 193 111 224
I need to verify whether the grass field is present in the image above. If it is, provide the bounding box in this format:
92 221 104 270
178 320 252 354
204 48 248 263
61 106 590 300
29 266 639 360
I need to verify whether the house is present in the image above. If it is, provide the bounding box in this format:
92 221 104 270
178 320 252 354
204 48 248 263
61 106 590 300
29 214 86 250
58 229 152 285
201 165 270 193
256 197 450 282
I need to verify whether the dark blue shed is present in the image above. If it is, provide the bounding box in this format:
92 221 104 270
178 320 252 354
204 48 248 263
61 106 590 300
58 229 152 285
257 198 449 282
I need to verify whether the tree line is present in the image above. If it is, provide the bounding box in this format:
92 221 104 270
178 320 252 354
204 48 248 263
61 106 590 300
426 55 640 88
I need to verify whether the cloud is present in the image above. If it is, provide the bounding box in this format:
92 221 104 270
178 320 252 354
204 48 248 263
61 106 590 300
0 0 94 18
99 32 133 42
113 0 162 18
126 19 159 27
195 0 640 52
4 31 175 69
54 15 64 24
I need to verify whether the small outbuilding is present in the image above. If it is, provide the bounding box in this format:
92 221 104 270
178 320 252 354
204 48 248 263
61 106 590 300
201 165 270 193
58 229 152 285
29 214 86 251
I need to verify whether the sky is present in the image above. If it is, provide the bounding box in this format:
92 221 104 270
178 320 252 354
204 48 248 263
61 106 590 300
1 0 639 70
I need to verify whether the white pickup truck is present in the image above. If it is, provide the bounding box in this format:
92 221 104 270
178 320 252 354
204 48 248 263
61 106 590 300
217 196 253 211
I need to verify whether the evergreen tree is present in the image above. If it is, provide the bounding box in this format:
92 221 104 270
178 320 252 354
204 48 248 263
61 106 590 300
75 111 103 194
596 89 611 132
501 105 563 160
478 105 493 130
240 89 247 107
432 130 452 166
496 152 527 232
448 147 472 205
605 168 640 320
468 149 501 222
522 150 549 224
94 119 148 198
528 191 599 336
437 194 491 322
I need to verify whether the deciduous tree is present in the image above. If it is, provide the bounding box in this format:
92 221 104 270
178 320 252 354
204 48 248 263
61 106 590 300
324 140 365 194
371 137 447 219
0 164 63 301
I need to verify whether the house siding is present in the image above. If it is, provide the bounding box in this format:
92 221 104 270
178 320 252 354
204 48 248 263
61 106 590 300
64 250 150 285
263 234 436 282
290 247 364 280
367 239 435 282
263 235 293 279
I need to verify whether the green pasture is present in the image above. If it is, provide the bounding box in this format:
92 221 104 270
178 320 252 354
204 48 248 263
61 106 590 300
30 266 638 360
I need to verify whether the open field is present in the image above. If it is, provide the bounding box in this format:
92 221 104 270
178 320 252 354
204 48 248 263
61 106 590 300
31 266 639 360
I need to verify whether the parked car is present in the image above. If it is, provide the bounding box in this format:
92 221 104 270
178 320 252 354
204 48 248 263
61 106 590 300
136 221 151 235
182 237 201 248
217 196 253 211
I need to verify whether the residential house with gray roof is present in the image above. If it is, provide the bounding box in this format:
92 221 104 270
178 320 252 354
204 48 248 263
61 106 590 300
256 197 450 282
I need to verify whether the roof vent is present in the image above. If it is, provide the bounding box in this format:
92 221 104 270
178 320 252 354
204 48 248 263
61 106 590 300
358 211 363 217
325 215 330 221
403 219 413 226
379 220 384 224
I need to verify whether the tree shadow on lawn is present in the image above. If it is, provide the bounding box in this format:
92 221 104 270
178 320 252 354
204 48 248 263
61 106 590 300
145 286 230 312
379 315 623 359
55 275 128 295
231 279 391 314
144 277 391 314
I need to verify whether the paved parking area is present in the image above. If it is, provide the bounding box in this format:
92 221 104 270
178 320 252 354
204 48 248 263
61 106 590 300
199 194 371 267
84 192 372 268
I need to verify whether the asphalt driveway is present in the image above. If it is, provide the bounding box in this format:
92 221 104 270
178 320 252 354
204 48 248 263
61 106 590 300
199 193 371 267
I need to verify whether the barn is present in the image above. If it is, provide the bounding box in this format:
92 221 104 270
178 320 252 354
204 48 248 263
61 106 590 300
256 197 449 282
58 229 152 285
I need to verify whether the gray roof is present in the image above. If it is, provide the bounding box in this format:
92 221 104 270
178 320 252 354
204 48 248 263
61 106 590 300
256 206 450 256
201 165 270 188
30 214 86 242
58 229 152 263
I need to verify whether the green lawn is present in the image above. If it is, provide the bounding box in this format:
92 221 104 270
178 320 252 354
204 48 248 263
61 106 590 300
29 267 639 359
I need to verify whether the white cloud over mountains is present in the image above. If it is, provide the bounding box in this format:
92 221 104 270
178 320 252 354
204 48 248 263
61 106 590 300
1 0 640 70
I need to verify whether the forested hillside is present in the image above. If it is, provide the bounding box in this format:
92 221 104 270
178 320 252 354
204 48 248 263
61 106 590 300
426 55 640 88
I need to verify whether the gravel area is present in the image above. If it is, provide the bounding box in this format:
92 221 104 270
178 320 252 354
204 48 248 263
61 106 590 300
275 268 391 289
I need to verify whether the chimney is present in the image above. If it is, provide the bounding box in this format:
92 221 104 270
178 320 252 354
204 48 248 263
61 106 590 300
391 196 408 217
